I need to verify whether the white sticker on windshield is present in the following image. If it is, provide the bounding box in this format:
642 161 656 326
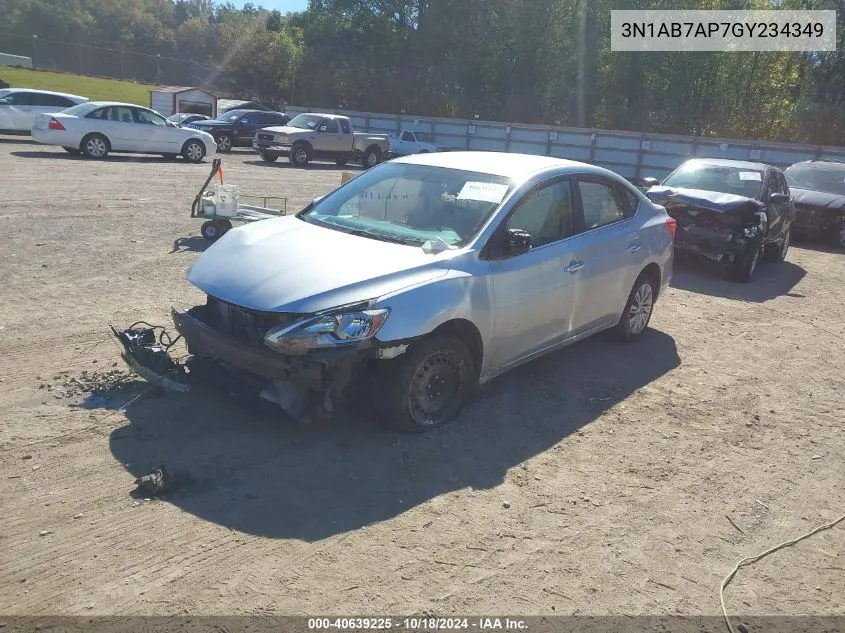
738 171 762 181
457 182 509 204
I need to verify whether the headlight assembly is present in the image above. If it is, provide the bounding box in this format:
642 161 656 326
264 308 390 355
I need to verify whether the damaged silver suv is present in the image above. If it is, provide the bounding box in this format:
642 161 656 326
117 152 674 432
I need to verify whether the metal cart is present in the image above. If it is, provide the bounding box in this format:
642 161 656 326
191 158 288 241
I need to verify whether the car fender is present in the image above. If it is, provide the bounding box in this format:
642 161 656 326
373 267 493 350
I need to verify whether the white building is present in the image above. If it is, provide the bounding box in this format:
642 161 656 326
149 86 216 117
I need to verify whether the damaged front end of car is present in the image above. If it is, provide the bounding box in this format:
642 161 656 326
646 186 768 267
112 295 405 423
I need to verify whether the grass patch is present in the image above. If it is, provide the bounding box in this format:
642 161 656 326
0 67 157 105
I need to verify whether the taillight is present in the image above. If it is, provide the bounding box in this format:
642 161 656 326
666 216 677 240
48 118 65 131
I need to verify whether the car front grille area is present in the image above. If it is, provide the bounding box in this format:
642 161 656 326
257 133 274 142
203 296 301 349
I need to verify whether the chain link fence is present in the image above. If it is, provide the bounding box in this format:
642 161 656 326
0 32 244 95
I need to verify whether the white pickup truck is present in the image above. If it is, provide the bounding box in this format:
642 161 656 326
252 113 390 168
387 129 439 156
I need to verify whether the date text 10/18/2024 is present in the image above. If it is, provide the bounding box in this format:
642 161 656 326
308 618 528 631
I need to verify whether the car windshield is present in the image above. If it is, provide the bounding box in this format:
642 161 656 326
299 162 513 247
288 114 322 130
168 113 190 122
784 164 845 196
213 109 249 121
663 163 764 199
61 102 97 116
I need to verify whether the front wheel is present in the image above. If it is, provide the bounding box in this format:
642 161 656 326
182 139 206 163
375 334 475 433
289 144 311 167
260 150 279 163
763 229 790 263
728 242 761 282
613 274 656 342
81 133 109 159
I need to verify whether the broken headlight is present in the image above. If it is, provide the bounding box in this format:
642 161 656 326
264 308 390 355
743 226 760 238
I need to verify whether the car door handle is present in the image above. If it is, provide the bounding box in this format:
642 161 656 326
627 243 642 253
564 260 584 273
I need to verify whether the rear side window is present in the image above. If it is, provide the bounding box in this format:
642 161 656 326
577 179 632 230
340 119 351 134
33 93 76 107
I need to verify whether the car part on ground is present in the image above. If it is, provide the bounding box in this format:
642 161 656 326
251 113 389 168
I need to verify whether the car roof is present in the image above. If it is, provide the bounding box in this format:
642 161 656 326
786 160 845 170
0 88 87 100
392 151 596 180
679 158 773 171
300 113 347 120
83 101 150 109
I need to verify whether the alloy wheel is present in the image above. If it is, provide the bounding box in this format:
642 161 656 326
627 282 653 335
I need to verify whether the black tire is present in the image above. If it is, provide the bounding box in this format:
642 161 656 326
80 133 109 159
201 220 222 241
215 133 233 153
335 157 347 166
375 334 476 433
260 150 279 163
361 147 381 169
218 219 232 234
763 228 790 263
289 143 311 167
613 273 656 342
181 139 206 163
834 221 845 250
62 147 79 154
728 241 761 282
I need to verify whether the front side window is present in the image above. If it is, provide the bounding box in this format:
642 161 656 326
300 162 513 247
578 180 629 230
402 131 414 142
505 179 573 247
321 119 339 133
0 91 33 105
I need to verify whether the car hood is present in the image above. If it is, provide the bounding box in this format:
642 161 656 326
646 186 765 213
258 125 308 135
790 187 845 209
191 120 233 128
186 216 452 314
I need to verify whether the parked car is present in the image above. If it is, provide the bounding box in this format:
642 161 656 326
116 152 674 432
388 129 439 156
167 112 211 127
783 160 845 249
642 158 795 282
187 109 290 152
0 88 88 133
31 101 216 162
252 113 390 168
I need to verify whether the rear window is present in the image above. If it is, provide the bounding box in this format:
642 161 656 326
60 103 96 116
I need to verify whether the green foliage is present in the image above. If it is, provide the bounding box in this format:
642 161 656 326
1 0 844 143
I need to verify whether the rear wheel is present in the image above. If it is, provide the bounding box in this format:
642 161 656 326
361 147 381 169
215 134 233 153
260 150 279 163
613 274 656 342
182 139 206 163
201 220 222 241
375 334 475 433
81 133 109 159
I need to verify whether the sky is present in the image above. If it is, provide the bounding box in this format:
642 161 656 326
226 0 309 12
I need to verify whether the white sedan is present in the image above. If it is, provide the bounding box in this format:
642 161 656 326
31 101 217 162
0 88 88 132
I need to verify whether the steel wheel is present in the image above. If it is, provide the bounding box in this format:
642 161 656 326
201 221 220 241
365 149 379 167
407 350 465 427
627 282 653 336
83 135 108 159
215 135 232 152
183 140 205 163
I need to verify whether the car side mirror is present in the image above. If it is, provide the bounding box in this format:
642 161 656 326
506 228 532 256
640 177 660 188
769 192 788 203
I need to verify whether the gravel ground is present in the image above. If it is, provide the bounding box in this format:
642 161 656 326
0 139 843 617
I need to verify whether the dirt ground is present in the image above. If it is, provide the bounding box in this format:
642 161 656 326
0 139 843 618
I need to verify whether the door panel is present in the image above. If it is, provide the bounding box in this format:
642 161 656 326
487 178 576 370
1 91 36 129
133 107 178 152
317 118 346 152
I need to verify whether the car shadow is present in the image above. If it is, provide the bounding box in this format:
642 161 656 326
170 236 210 254
100 329 679 541
790 238 844 256
11 150 203 164
243 160 363 171
670 253 806 302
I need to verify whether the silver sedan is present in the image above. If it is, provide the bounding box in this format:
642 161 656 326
142 152 675 432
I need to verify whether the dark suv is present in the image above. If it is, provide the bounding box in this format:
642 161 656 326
188 109 290 152
784 160 845 249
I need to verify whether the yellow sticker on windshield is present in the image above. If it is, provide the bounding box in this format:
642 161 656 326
457 182 509 204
